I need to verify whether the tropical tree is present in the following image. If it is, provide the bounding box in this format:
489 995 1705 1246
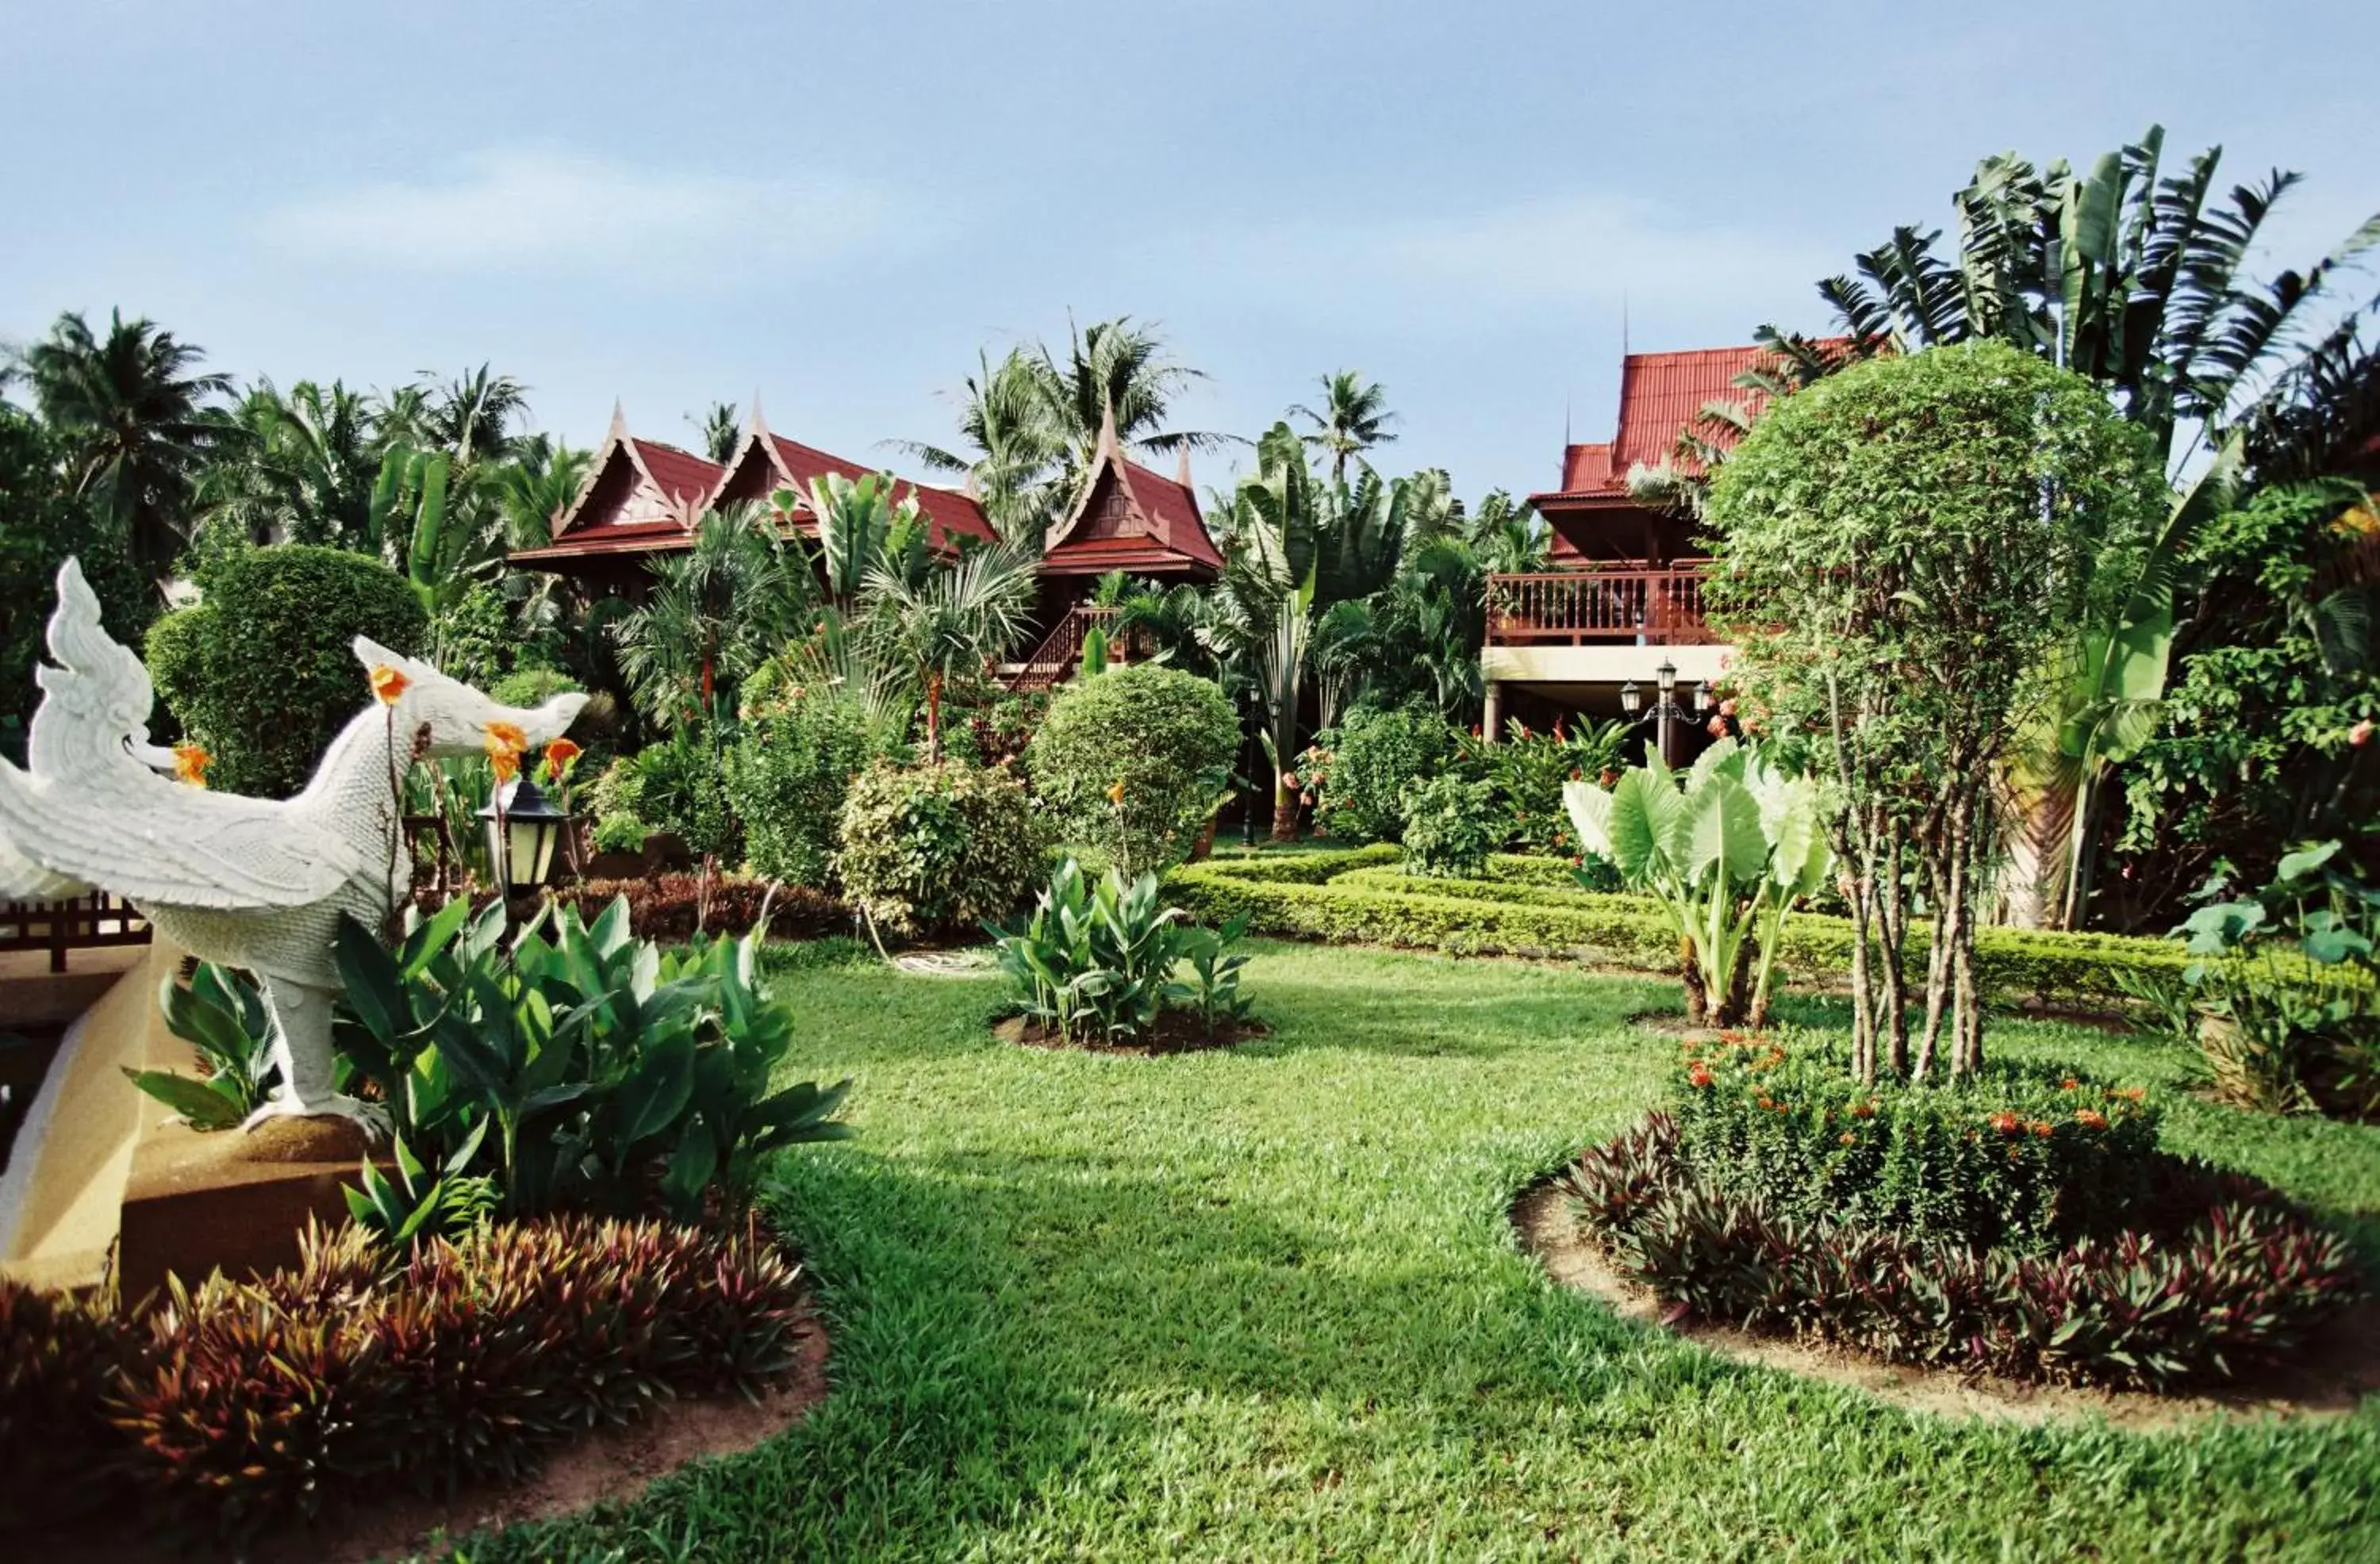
615 504 816 728
1291 370 1399 484
373 363 532 466
893 347 1069 546
17 309 231 581
858 542 1038 760
783 473 932 600
194 378 381 550
491 433 591 550
693 401 742 465
1034 316 1230 475
1706 342 2165 1082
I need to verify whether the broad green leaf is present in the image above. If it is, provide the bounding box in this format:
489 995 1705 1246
121 1068 247 1130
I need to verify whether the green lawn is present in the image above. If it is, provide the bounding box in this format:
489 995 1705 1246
463 941 2380 1562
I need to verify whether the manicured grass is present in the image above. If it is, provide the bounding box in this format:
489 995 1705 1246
458 943 2380 1562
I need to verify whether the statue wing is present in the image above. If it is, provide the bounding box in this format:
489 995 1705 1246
0 763 363 910
0 829 90 903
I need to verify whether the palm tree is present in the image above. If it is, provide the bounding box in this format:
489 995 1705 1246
195 378 381 549
693 401 741 465
1291 371 1399 484
615 505 816 727
858 542 1038 760
1035 316 1230 475
789 472 932 600
893 347 1068 546
18 309 231 581
492 434 592 550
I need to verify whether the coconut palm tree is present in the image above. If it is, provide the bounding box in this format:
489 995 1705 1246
492 434 592 550
194 378 382 550
615 504 816 728
692 401 741 465
893 347 1069 547
1291 370 1399 484
858 542 1038 760
1035 316 1230 477
17 309 232 581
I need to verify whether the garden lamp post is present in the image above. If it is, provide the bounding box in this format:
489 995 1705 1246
1618 660 1693 768
479 776 572 908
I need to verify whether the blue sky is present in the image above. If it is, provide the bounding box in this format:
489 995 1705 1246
5 1 2374 502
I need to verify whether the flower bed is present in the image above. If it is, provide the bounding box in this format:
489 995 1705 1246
1560 1047 2363 1390
0 1216 811 1547
1169 850 2196 1009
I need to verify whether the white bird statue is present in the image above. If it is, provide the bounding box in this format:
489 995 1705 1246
0 559 585 1135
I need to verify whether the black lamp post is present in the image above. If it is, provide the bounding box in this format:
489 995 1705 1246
479 776 571 902
1618 659 1694 768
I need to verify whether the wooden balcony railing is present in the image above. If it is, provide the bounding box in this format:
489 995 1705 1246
0 891 152 973
1001 604 1120 692
1486 564 1718 646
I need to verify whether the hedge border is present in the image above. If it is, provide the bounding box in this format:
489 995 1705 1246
1169 849 2196 1010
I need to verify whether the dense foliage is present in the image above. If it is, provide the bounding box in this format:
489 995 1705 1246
731 692 887 888
0 1217 808 1544
1028 665 1240 876
1309 703 1453 842
1395 772 1500 878
334 896 851 1226
144 543 427 796
834 758 1045 936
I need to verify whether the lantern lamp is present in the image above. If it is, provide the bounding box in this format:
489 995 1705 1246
480 776 570 895
1693 680 1714 715
1618 680 1643 716
1656 659 1679 697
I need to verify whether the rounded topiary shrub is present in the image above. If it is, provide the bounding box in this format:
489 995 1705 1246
835 759 1046 936
731 695 882 890
1027 665 1239 876
1315 703 1456 843
146 545 427 797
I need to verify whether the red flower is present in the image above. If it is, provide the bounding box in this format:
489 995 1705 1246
1687 1064 1714 1088
2352 719 2374 748
1849 1100 1875 1119
1987 1110 2023 1137
2030 1121 2054 1139
2074 1109 2107 1129
2059 1077 2079 1091
1838 1131 1856 1146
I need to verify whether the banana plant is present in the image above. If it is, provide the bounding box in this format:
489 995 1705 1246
1564 739 1832 1027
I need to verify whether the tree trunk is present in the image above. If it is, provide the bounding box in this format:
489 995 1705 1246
1682 941 1709 1027
1997 761 2079 930
925 670 943 763
1270 784 1300 841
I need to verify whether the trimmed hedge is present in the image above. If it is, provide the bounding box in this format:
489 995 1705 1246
146 545 428 798
1169 850 2198 1010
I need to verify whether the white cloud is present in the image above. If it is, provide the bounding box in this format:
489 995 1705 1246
258 146 920 280
1175 192 1837 328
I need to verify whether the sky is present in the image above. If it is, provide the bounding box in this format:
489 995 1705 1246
4 0 2375 504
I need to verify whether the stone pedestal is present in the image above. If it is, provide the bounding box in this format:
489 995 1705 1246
117 1115 377 1304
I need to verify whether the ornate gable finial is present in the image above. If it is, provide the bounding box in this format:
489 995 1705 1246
747 393 766 436
1177 448 1193 489
1096 397 1121 462
608 400 628 441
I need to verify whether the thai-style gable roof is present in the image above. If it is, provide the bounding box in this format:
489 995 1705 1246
709 407 996 554
1038 408 1223 578
512 404 723 561
1532 342 1841 510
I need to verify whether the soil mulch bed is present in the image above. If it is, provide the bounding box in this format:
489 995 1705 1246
1511 1179 2380 1430
996 1013 1269 1056
26 1297 831 1564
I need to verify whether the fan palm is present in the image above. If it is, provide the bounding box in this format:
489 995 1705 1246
18 309 231 581
1291 370 1399 484
858 542 1038 760
616 504 816 727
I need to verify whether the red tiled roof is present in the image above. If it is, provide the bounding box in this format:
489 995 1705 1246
758 434 997 552
1115 456 1223 569
630 439 724 505
1040 442 1223 577
1535 344 1791 504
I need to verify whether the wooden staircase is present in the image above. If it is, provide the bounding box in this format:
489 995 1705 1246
1000 604 1119 692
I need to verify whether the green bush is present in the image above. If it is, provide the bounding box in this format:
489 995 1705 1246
1564 1114 2359 1391
1027 665 1239 876
0 407 152 766
1670 1033 2159 1251
1398 772 1501 877
145 544 427 797
1461 718 1630 860
835 759 1046 936
1312 704 1455 843
489 665 582 710
731 694 881 889
595 729 739 861
1167 853 2199 1008
335 895 852 1225
992 859 1252 1044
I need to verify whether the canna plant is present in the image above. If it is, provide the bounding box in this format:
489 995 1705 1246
1563 739 1832 1026
990 859 1254 1045
125 960 278 1129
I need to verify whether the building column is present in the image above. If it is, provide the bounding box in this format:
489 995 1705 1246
1483 680 1504 743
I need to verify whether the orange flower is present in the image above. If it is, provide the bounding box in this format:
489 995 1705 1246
171 741 210 788
1107 778 1127 806
487 743 520 784
482 720 528 754
2075 1109 2107 1129
1987 1110 2023 1137
541 738 583 779
1839 1131 1856 1146
1849 1100 1875 1119
2059 1077 2079 1091
369 664 409 704
2030 1121 2054 1139
1687 1064 1714 1089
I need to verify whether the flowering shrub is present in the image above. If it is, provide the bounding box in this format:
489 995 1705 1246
1312 703 1456 842
1457 717 1630 861
1398 772 1503 878
1671 1033 2159 1252
1564 1114 2359 1390
0 1217 810 1546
